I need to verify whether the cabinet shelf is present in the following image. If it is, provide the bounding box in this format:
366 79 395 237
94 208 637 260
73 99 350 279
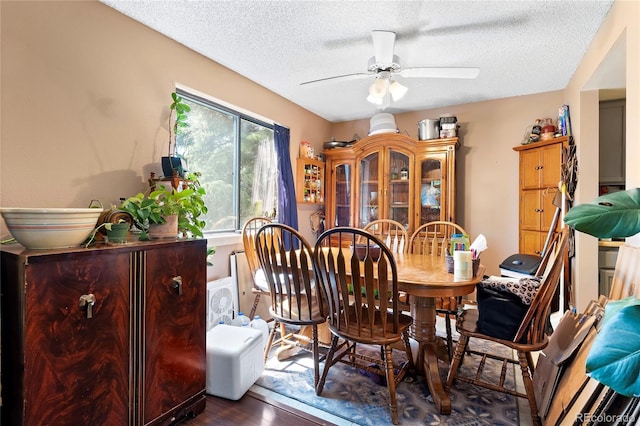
296 157 325 204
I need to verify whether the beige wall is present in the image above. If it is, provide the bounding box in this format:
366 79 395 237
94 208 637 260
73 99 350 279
563 0 639 310
331 91 565 278
0 0 332 253
2 1 638 298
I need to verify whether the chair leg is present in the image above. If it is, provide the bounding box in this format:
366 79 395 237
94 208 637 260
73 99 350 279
312 324 320 388
445 335 469 390
517 350 542 426
444 314 453 362
249 292 261 320
264 320 278 362
402 331 415 372
382 345 399 425
316 335 339 396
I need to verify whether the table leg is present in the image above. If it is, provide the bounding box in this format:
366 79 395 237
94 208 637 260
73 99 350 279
410 295 452 415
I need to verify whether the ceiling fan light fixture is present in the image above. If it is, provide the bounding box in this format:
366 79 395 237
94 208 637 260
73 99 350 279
389 81 408 101
368 76 389 98
367 93 383 105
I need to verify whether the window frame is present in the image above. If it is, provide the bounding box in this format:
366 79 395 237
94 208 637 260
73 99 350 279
175 88 276 234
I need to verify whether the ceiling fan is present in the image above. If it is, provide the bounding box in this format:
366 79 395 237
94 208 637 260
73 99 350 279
300 30 480 106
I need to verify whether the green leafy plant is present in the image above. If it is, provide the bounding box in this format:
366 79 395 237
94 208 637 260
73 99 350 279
564 188 640 238
168 91 191 157
564 188 640 397
585 296 640 397
84 220 129 247
120 172 207 239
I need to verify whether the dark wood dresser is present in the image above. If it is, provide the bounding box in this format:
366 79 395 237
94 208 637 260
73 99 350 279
1 239 207 425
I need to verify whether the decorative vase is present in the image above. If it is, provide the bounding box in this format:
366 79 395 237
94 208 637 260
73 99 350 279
149 214 178 239
161 156 188 178
106 222 130 244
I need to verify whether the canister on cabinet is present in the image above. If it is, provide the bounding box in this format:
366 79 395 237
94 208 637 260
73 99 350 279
418 119 440 140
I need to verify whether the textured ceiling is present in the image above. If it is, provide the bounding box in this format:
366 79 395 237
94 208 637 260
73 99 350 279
101 0 615 123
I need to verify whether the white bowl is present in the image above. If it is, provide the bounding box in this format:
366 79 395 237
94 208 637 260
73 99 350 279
0 208 102 249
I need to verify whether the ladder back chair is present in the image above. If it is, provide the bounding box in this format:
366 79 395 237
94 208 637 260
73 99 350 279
313 227 414 425
241 216 272 320
445 227 569 426
361 219 408 255
254 223 327 387
408 220 468 361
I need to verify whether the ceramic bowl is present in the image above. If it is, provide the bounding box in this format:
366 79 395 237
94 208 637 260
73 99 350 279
0 207 102 249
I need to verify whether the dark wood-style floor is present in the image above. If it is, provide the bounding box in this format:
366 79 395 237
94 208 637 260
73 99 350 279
182 391 337 426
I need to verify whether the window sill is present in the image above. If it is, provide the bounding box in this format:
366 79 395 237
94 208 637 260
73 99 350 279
204 231 242 247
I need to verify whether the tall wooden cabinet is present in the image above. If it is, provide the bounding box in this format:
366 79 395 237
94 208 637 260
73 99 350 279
514 137 569 255
1 239 207 425
323 134 458 234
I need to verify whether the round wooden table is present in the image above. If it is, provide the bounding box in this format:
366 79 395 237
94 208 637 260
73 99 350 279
393 252 484 414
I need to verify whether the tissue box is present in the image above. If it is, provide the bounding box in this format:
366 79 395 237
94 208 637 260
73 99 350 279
206 324 264 400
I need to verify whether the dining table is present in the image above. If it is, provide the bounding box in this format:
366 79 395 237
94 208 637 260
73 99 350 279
391 252 485 414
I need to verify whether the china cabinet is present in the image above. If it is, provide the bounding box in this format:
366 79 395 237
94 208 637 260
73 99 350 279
513 136 569 255
323 134 458 234
1 239 207 425
296 157 325 204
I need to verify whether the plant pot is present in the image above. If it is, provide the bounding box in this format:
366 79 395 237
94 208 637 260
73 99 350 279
161 156 187 178
106 222 130 244
149 214 178 239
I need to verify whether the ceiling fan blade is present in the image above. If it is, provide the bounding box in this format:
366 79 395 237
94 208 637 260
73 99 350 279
371 30 396 66
300 72 372 86
399 67 480 79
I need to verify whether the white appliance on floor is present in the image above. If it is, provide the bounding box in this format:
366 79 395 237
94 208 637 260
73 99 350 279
206 276 238 330
206 324 264 400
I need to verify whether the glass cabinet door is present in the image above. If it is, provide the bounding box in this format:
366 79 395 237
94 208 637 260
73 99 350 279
387 150 410 229
334 163 352 227
358 152 379 227
419 157 444 225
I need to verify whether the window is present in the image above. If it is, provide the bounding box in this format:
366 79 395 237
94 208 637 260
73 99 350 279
175 90 278 232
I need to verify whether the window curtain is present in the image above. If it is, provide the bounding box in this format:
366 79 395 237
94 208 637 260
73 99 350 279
251 138 278 217
274 124 299 232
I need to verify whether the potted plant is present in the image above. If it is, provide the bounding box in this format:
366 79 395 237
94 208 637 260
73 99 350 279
563 187 640 398
162 91 191 178
563 188 640 239
120 172 207 240
84 219 130 247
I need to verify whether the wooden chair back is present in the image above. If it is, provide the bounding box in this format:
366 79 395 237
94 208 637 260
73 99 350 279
255 223 325 325
514 227 569 344
241 216 272 289
314 227 403 343
408 221 467 257
362 219 408 254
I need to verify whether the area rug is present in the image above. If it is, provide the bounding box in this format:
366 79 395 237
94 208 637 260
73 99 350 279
255 338 521 426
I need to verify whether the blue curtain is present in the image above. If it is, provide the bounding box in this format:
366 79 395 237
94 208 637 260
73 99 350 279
274 124 299 232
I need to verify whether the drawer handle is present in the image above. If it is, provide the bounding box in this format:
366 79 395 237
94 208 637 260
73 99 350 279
79 294 96 319
172 276 183 295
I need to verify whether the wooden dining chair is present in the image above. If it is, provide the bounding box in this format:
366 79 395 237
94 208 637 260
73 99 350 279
408 220 468 361
254 223 327 387
362 219 408 254
313 227 414 425
445 227 569 426
241 216 273 320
